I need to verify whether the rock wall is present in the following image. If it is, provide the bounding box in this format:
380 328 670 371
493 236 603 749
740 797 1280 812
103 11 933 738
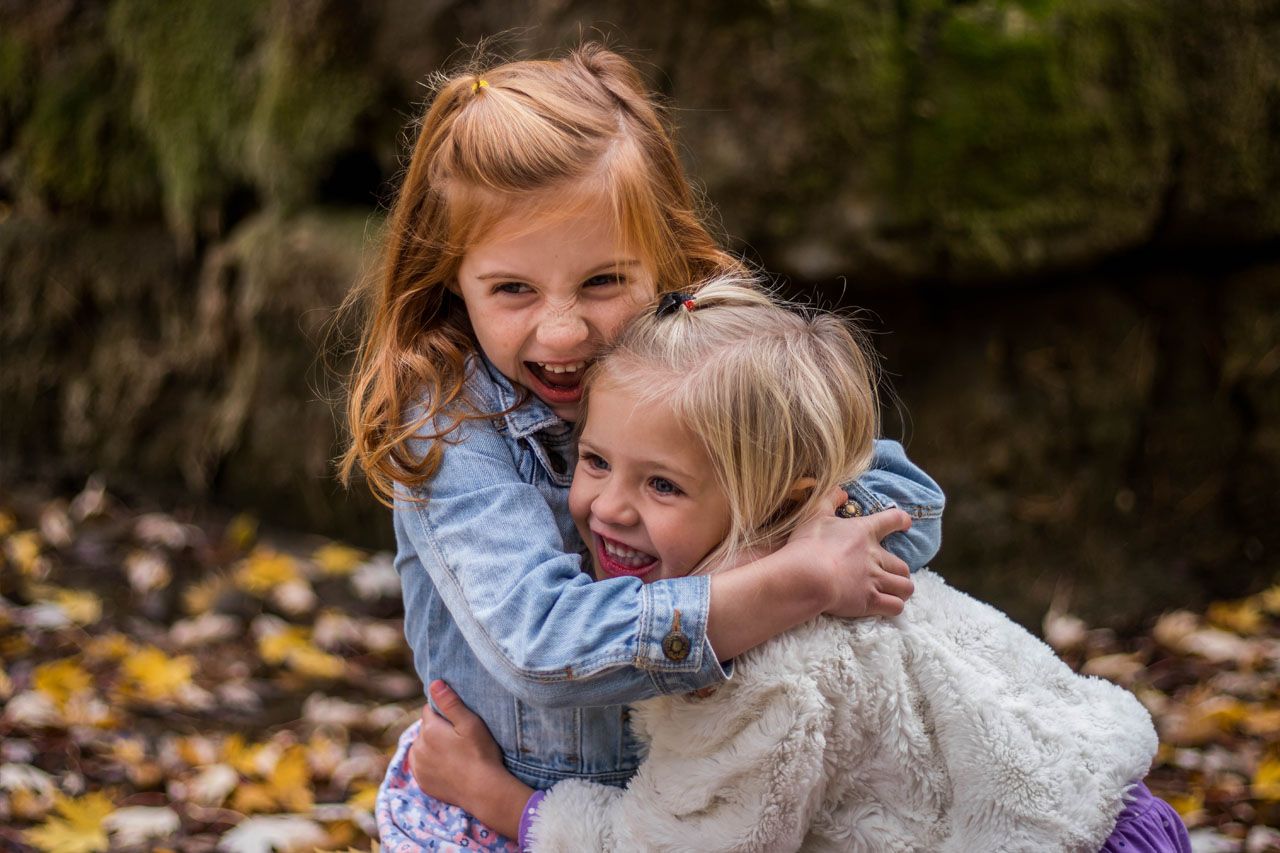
2 0 1277 625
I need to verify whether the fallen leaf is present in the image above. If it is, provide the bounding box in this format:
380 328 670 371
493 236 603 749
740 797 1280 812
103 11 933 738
33 658 93 708
236 549 302 596
102 805 181 845
24 791 115 853
1207 598 1267 636
187 763 239 806
125 551 171 595
350 555 398 600
312 543 367 577
216 814 328 853
224 514 259 552
1254 752 1280 801
120 647 196 703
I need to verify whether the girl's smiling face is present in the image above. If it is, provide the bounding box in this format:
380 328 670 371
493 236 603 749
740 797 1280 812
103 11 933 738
569 382 733 583
452 198 656 422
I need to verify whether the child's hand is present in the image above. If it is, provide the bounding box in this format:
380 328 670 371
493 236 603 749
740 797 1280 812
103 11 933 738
408 680 534 839
786 487 914 620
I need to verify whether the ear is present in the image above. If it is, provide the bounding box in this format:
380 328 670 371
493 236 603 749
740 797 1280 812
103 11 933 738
445 279 461 296
786 477 817 502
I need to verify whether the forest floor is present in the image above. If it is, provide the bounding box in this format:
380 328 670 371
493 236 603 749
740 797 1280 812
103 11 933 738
1 478 1277 852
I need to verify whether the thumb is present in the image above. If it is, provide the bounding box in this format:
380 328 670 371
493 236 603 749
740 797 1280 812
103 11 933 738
868 508 912 539
429 680 478 729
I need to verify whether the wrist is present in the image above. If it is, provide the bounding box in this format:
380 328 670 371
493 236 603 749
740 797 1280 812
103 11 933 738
471 772 535 841
769 543 834 616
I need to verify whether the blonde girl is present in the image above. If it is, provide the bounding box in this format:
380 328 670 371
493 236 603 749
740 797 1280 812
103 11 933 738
343 45 944 849
412 277 1190 853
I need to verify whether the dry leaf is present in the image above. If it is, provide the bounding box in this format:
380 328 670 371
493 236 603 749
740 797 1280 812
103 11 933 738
216 815 327 853
313 543 367 577
121 647 195 703
24 791 115 853
224 514 259 552
350 555 398 600
236 549 302 596
102 805 181 845
33 658 93 708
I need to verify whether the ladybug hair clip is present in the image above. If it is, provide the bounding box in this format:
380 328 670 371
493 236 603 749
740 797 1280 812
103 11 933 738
656 291 697 318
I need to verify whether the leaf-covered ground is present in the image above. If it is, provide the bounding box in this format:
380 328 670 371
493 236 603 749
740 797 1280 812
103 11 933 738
1 478 1278 852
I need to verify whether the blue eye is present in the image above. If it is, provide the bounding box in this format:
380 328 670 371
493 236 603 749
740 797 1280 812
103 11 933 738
584 273 623 288
581 452 609 471
650 477 680 495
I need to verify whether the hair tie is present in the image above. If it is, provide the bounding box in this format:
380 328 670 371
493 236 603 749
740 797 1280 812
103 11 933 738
656 291 696 317
472 79 489 92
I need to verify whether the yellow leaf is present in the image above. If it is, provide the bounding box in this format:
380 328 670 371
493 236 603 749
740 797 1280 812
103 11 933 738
229 781 279 815
266 745 314 812
5 530 43 575
0 510 17 536
1164 789 1203 818
287 644 345 680
222 734 262 776
345 782 379 812
225 513 258 551
1255 753 1280 801
313 543 367 576
257 625 310 665
24 791 115 853
121 647 195 702
256 626 344 679
1207 597 1266 635
182 574 230 615
51 588 102 626
0 666 12 700
33 659 92 709
82 633 136 662
1258 584 1280 616
235 548 302 595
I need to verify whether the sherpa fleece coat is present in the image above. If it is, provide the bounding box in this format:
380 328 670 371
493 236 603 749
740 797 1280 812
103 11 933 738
527 570 1158 853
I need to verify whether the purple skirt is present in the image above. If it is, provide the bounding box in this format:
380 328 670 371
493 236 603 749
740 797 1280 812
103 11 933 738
1100 782 1191 853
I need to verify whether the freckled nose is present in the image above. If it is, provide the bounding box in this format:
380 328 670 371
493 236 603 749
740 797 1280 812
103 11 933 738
537 308 589 348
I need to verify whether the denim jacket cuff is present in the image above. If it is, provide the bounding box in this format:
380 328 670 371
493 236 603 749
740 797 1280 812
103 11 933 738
637 575 728 691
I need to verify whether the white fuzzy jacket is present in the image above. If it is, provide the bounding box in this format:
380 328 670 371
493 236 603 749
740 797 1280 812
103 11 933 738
528 571 1157 853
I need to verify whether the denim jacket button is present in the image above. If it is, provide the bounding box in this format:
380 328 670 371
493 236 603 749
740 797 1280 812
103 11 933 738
836 499 862 518
662 610 691 661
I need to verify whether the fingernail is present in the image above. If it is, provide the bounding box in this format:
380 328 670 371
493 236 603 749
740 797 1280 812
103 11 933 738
429 680 450 696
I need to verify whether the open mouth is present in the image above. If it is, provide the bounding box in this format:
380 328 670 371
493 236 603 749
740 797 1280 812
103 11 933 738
595 533 658 579
525 361 589 405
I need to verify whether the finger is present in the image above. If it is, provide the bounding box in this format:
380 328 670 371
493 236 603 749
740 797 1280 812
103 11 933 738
867 508 911 539
824 486 850 512
877 571 914 602
880 553 910 579
429 680 480 731
867 591 907 618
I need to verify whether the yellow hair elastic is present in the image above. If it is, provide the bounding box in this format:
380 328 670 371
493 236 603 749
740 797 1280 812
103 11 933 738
472 79 489 92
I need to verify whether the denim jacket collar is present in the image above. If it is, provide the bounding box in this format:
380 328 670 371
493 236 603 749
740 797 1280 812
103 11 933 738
474 354 574 439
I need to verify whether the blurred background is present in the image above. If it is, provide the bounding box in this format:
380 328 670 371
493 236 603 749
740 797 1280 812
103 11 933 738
2 0 1277 630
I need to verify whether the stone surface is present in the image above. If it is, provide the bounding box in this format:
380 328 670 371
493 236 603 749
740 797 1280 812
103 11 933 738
2 0 1277 624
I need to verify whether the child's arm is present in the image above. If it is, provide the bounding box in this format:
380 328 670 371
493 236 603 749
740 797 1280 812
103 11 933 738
414 678 838 853
845 439 945 571
399 414 912 708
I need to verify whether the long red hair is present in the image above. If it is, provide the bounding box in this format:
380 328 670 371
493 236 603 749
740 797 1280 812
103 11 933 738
340 44 744 505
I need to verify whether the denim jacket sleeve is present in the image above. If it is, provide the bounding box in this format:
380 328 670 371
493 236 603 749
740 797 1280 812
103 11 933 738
843 439 945 572
395 412 728 709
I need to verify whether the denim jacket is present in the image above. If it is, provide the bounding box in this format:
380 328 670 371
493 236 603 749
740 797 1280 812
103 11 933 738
395 355 944 789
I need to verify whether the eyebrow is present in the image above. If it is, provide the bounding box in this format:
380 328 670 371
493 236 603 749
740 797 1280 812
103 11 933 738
474 259 643 281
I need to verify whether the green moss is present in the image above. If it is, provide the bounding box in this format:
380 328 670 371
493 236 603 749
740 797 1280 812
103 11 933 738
891 0 1179 272
246 7 378 210
14 44 160 213
106 0 264 237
